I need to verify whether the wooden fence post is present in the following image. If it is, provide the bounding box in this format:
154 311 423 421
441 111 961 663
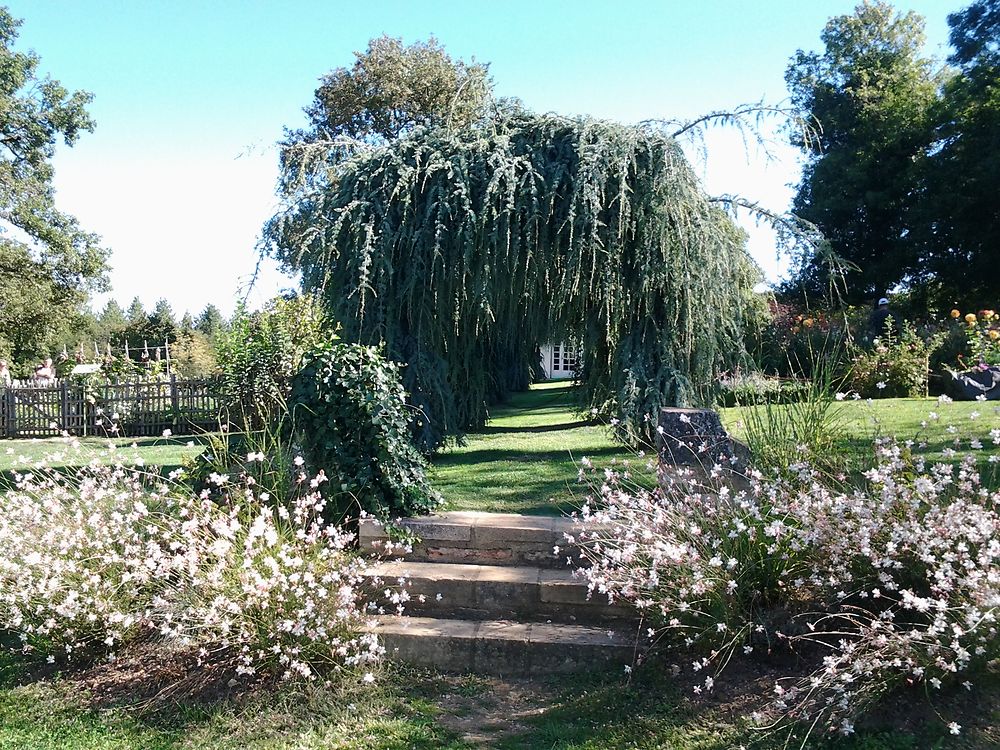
170 374 179 429
2 389 13 438
60 380 70 433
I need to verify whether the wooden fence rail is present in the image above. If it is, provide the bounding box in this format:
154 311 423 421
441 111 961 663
0 378 223 439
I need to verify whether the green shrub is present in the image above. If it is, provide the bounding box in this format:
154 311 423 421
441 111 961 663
216 295 329 429
183 424 303 509
289 344 439 520
736 350 849 478
846 322 943 398
716 372 809 408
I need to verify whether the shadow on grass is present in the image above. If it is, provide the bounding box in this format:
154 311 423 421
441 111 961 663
478 420 597 434
1 645 992 750
434 445 623 466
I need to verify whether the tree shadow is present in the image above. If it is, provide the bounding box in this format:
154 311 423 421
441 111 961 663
478 420 597 434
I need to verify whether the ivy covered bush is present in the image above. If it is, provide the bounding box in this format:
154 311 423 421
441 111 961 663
289 343 439 520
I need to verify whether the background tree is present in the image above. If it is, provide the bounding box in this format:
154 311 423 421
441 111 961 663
122 297 148 351
280 36 495 194
784 1 939 304
0 7 108 365
125 297 145 324
145 298 178 345
170 329 217 378
300 35 492 144
195 303 226 342
95 300 127 343
915 0 1000 307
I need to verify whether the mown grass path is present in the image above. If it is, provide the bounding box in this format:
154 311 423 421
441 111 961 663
430 382 641 515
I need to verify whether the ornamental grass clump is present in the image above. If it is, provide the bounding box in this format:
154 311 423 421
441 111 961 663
0 440 409 683
573 431 1000 738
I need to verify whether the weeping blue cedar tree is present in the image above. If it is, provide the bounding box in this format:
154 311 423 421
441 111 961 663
265 113 759 450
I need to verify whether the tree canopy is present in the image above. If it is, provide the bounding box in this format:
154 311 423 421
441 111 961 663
266 113 757 449
301 35 493 144
785 0 1000 308
917 0 1000 307
0 7 108 364
784 1 939 303
279 35 496 198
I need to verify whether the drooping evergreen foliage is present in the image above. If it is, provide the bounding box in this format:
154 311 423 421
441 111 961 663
265 114 758 449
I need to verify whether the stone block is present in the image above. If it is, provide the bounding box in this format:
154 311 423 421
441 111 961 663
528 623 635 674
473 523 556 545
400 519 473 542
475 579 539 612
538 570 592 604
426 545 514 564
474 621 531 675
377 616 479 672
656 407 751 471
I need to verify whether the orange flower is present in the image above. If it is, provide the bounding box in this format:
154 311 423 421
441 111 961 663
803 318 814 328
791 326 801 334
965 313 977 324
989 329 999 341
951 309 961 318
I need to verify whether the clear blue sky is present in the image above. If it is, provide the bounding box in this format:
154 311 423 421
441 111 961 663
7 0 959 316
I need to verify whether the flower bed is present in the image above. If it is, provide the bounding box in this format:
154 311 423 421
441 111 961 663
0 441 409 683
572 430 1000 738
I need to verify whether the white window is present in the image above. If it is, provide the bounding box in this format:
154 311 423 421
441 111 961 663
551 343 577 373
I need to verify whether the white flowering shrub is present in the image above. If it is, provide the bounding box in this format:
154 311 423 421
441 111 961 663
573 429 1000 737
572 464 807 657
0 440 408 682
0 464 176 659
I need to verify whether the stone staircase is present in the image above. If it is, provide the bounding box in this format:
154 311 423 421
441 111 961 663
360 511 640 676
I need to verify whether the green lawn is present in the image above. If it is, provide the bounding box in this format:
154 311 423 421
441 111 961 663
0 434 215 488
430 381 646 515
433 385 1000 515
720 396 1000 466
1 656 992 750
5 391 998 509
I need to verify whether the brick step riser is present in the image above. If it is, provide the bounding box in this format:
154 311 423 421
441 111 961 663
392 577 633 624
400 603 633 625
358 514 589 570
377 616 638 676
378 541 583 569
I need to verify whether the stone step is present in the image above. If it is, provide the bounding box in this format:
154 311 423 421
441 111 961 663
375 615 637 676
366 560 633 624
359 511 583 568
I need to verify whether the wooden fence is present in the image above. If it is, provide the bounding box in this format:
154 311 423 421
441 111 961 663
1 377 223 438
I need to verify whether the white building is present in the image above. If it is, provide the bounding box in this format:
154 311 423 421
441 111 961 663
539 342 578 379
